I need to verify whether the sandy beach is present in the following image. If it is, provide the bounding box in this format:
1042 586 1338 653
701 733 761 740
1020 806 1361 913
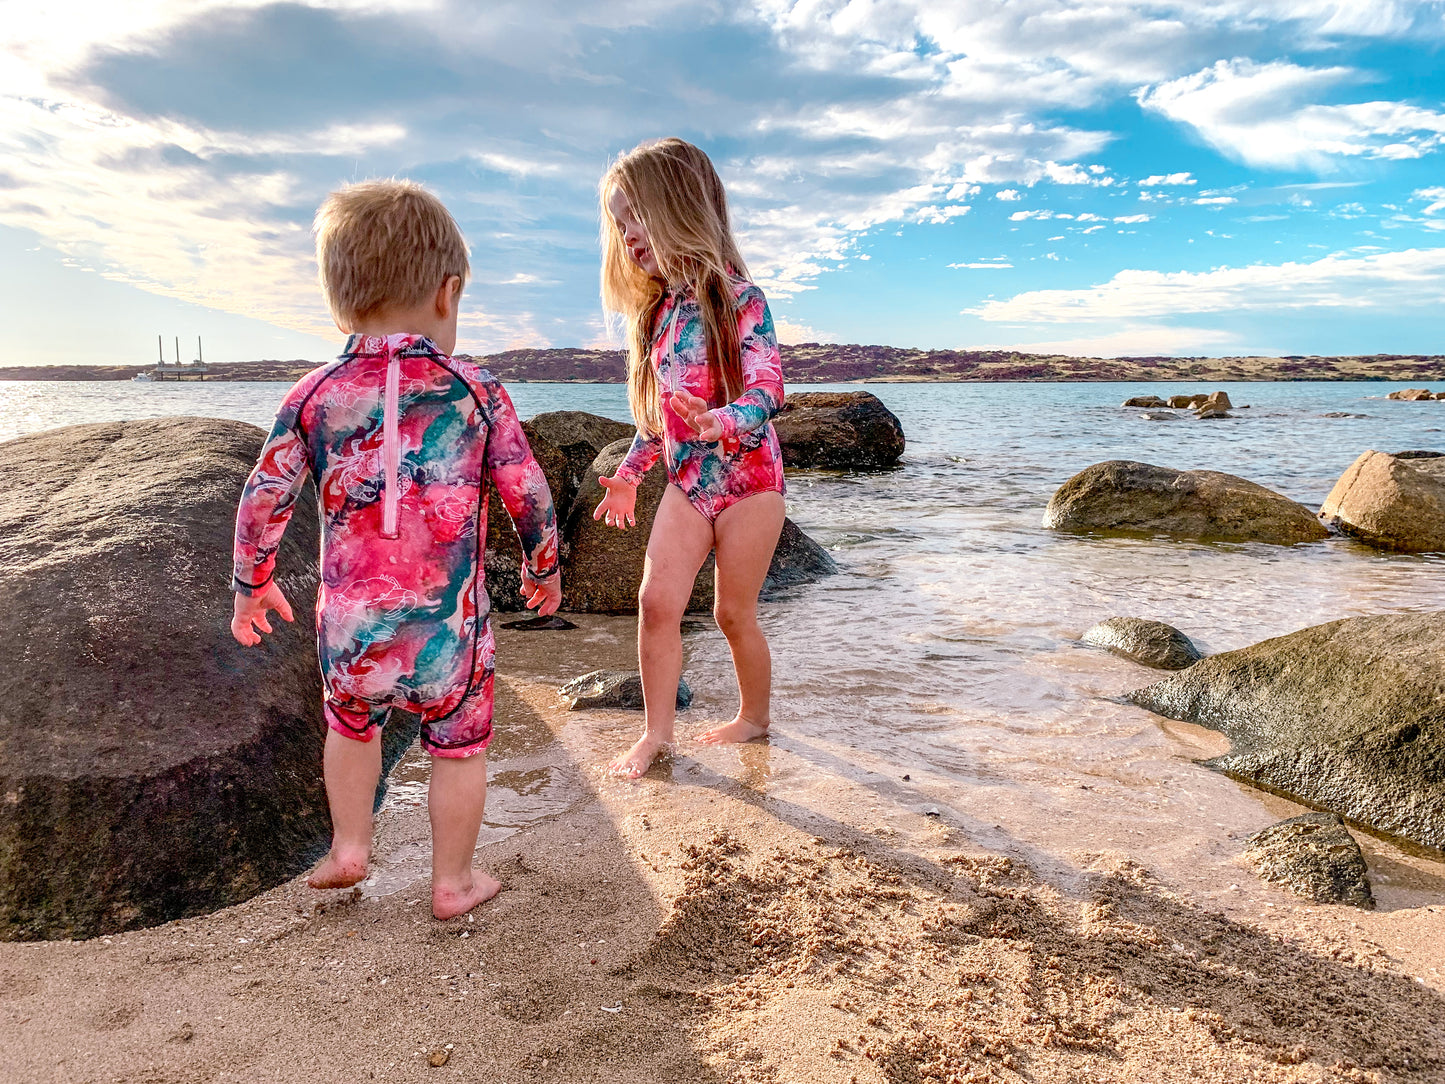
3 616 1442 1084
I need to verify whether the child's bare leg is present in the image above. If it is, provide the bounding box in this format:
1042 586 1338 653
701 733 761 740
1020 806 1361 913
610 486 714 778
428 752 500 919
310 727 382 888
700 491 785 746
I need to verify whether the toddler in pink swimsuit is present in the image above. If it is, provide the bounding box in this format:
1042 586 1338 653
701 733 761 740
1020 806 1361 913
231 181 560 919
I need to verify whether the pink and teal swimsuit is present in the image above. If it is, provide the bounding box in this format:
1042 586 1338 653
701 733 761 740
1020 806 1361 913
232 333 558 758
614 275 785 520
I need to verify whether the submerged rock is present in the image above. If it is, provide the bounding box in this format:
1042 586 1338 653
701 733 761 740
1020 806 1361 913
1042 460 1328 545
772 390 905 469
560 670 691 711
562 439 836 614
1318 449 1445 553
1243 813 1374 909
0 418 415 941
1081 617 1202 670
1128 611 1445 851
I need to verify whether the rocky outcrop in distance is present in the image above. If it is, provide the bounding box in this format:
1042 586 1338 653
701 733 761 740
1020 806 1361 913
8 349 1445 384
1129 611 1445 852
1042 461 1329 545
0 418 417 941
1319 450 1445 553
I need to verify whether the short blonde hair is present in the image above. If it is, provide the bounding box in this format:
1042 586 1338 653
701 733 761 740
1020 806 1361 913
314 180 470 328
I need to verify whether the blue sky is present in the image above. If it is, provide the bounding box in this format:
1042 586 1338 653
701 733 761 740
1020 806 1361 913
1 0 1442 365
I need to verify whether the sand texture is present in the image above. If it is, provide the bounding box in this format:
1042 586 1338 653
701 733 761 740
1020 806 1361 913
2 624 1443 1083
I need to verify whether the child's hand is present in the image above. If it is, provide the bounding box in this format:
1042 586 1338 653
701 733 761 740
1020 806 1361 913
521 568 561 616
667 390 723 441
231 582 294 646
593 474 637 529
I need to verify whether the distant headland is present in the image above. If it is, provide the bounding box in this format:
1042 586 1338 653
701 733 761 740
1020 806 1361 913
3 345 1442 383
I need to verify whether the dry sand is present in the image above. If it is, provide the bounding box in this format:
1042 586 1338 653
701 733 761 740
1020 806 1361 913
2 619 1443 1084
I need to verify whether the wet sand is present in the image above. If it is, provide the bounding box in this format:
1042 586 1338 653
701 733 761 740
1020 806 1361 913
2 618 1443 1084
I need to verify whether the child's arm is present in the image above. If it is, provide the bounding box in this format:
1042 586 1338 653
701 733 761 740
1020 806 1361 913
670 284 783 442
613 430 663 487
484 380 562 615
231 409 311 644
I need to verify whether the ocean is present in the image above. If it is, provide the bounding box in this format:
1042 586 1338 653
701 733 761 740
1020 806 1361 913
5 377 1445 901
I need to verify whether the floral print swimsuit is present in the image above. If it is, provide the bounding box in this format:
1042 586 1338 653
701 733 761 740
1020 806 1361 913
232 333 558 758
614 275 785 520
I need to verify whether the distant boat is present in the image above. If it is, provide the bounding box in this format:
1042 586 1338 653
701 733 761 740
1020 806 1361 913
131 371 155 383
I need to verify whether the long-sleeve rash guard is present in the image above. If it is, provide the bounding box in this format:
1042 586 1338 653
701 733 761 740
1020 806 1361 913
233 333 557 736
614 275 785 520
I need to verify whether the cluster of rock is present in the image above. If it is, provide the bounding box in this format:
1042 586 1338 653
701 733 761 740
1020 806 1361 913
1122 390 1238 419
1044 450 1445 554
0 393 900 939
1386 387 1445 401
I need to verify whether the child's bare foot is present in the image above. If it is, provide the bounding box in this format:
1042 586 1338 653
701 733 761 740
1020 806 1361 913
608 732 673 779
698 716 770 745
307 847 369 889
432 868 502 919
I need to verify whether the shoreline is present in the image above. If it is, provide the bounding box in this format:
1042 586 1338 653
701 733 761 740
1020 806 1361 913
3 619 1443 1083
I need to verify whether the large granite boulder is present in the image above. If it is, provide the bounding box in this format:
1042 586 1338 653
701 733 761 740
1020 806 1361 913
1129 611 1445 851
772 391 905 469
525 410 635 511
0 418 415 941
1043 460 1328 545
1318 449 1445 553
562 439 836 613
1081 617 1202 670
1387 388 1434 401
483 421 571 613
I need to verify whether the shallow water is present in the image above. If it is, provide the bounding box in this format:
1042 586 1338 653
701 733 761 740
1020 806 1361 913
6 377 1445 902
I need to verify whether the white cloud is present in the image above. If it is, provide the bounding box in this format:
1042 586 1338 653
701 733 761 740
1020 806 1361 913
980 324 1242 357
1193 196 1237 205
1113 214 1152 223
773 318 835 344
1417 187 1445 216
1137 58 1445 169
994 189 1022 201
1140 172 1196 185
968 247 1445 322
948 261 1014 269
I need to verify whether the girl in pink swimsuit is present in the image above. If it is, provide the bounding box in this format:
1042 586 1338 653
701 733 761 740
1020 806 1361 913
594 138 788 778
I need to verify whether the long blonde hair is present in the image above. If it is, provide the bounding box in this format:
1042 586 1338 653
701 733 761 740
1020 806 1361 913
599 138 750 437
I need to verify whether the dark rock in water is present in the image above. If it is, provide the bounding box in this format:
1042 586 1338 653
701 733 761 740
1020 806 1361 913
1194 407 1231 419
1243 813 1374 909
0 418 416 941
484 420 570 613
1318 449 1445 553
1321 412 1367 419
499 615 578 631
1128 611 1445 851
524 410 635 509
1388 388 1434 401
560 670 691 711
1123 395 1168 408
1138 411 1179 421
1081 617 1202 670
773 390 905 469
1042 460 1328 545
562 440 836 614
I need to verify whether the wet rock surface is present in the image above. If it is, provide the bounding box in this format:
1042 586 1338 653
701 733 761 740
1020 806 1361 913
0 418 415 941
1043 460 1329 545
1081 617 1202 670
772 390 905 469
1129 611 1445 851
1318 449 1445 553
484 420 571 613
559 670 692 711
1243 813 1374 909
561 439 836 614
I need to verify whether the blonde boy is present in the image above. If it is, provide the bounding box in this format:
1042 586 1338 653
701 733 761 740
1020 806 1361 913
231 180 560 918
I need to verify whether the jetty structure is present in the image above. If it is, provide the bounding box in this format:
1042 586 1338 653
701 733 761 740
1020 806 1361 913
136 335 210 381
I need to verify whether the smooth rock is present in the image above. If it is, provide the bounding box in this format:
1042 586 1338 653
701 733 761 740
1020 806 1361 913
1139 411 1179 421
1318 449 1445 552
1194 407 1231 419
562 439 836 613
1128 611 1445 851
1388 388 1434 401
1081 617 1202 670
772 390 905 469
1123 395 1168 408
1042 460 1329 545
1203 390 1233 410
560 670 691 711
484 421 571 612
1167 395 1196 409
1243 813 1374 909
524 410 636 510
0 418 416 941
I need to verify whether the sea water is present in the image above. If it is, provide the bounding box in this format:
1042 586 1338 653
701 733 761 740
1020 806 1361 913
5 378 1445 900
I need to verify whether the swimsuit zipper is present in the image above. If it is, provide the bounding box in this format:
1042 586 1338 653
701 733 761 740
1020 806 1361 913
382 348 401 539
